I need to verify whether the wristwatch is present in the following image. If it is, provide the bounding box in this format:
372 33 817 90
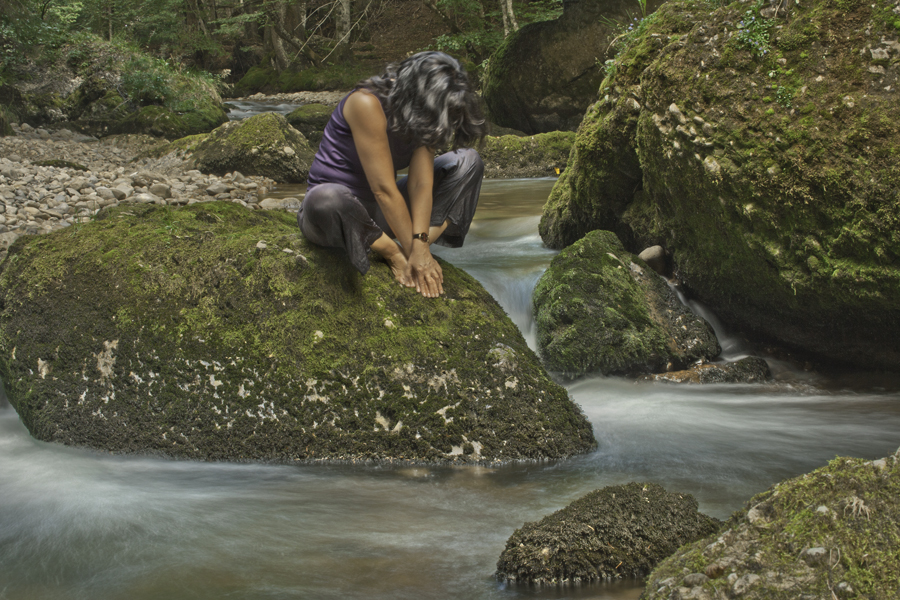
413 232 430 244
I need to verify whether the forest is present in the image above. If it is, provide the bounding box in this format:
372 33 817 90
0 0 565 90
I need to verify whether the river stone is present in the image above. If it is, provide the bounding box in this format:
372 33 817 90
185 113 316 183
642 450 900 600
0 202 596 463
639 356 771 384
533 230 720 377
539 0 900 372
495 482 719 585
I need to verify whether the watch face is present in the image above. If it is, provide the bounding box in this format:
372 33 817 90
415 232 430 243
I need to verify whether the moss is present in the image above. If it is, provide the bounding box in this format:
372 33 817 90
539 0 900 371
0 104 13 136
0 202 596 464
642 452 900 599
533 230 719 376
233 63 375 96
285 103 334 147
479 131 575 178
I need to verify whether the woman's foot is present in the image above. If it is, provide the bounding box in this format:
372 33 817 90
371 234 413 288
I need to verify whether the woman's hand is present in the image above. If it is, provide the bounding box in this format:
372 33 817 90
408 240 443 298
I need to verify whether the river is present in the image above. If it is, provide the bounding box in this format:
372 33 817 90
2 179 900 600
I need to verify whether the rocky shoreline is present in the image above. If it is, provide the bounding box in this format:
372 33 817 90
0 122 277 259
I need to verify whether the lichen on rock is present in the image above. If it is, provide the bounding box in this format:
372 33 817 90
641 450 900 600
0 202 596 464
495 482 720 585
533 230 720 377
540 0 900 371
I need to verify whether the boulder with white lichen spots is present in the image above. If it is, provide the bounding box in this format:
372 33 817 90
0 202 596 464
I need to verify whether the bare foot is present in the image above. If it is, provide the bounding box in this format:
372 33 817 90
371 234 413 287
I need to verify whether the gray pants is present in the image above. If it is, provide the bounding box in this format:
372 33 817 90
298 148 484 274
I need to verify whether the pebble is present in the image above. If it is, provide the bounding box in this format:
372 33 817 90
0 123 280 261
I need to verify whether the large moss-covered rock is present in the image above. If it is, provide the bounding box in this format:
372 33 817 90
482 0 665 134
185 113 316 183
0 202 596 463
642 450 900 600
541 0 900 371
496 482 720 584
479 132 574 178
285 103 334 148
533 230 720 376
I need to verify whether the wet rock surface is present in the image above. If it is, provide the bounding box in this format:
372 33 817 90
539 0 900 372
641 450 900 600
533 230 720 377
495 482 720 585
0 201 596 464
639 356 771 384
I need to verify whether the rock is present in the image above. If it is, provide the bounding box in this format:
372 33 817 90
495 482 719 584
185 113 316 183
639 356 771 384
285 103 334 148
533 230 720 376
0 202 596 463
482 0 666 134
258 197 303 211
478 132 574 178
642 450 900 600
538 0 900 372
638 245 667 276
148 183 171 198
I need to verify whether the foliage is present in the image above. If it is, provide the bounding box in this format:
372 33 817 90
736 2 772 57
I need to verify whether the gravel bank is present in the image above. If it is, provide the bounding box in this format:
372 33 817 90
0 123 281 259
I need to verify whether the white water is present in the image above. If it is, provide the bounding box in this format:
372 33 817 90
2 179 899 600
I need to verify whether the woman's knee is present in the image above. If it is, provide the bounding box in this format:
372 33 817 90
303 183 360 218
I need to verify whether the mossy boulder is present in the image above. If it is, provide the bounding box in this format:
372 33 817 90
482 0 666 134
0 202 596 463
495 482 720 585
479 132 574 178
233 63 375 96
285 103 334 148
533 230 720 377
185 113 316 183
540 0 900 372
642 450 900 600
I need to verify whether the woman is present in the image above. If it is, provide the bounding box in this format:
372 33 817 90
297 51 488 298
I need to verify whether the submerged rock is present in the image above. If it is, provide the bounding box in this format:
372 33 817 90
181 113 316 183
639 356 771 384
533 230 720 376
0 202 596 464
539 0 900 372
642 450 900 600
495 482 720 584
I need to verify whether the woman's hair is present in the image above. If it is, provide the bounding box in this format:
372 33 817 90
358 51 488 149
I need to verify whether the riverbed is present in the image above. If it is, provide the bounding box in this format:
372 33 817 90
2 177 899 599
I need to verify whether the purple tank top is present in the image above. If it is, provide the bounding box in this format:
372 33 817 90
307 91 416 204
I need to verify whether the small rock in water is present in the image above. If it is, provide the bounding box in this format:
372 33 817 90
638 245 667 276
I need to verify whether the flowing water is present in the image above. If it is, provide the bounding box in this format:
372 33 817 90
3 171 900 599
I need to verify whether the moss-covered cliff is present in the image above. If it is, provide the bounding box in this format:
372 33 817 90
0 202 596 463
541 0 900 371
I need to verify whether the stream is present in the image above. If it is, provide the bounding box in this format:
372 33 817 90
2 110 899 598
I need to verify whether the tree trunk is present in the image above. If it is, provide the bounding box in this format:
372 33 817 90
266 0 323 68
500 0 517 36
333 0 352 60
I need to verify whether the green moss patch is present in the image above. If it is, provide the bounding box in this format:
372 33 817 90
643 451 900 599
0 202 596 464
479 131 575 178
533 230 719 376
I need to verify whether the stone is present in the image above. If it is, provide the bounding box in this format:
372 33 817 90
478 132 574 178
495 482 719 584
533 230 720 376
642 451 900 599
538 0 900 372
638 245 667 276
185 113 316 183
639 356 771 384
258 197 302 211
0 202 596 464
